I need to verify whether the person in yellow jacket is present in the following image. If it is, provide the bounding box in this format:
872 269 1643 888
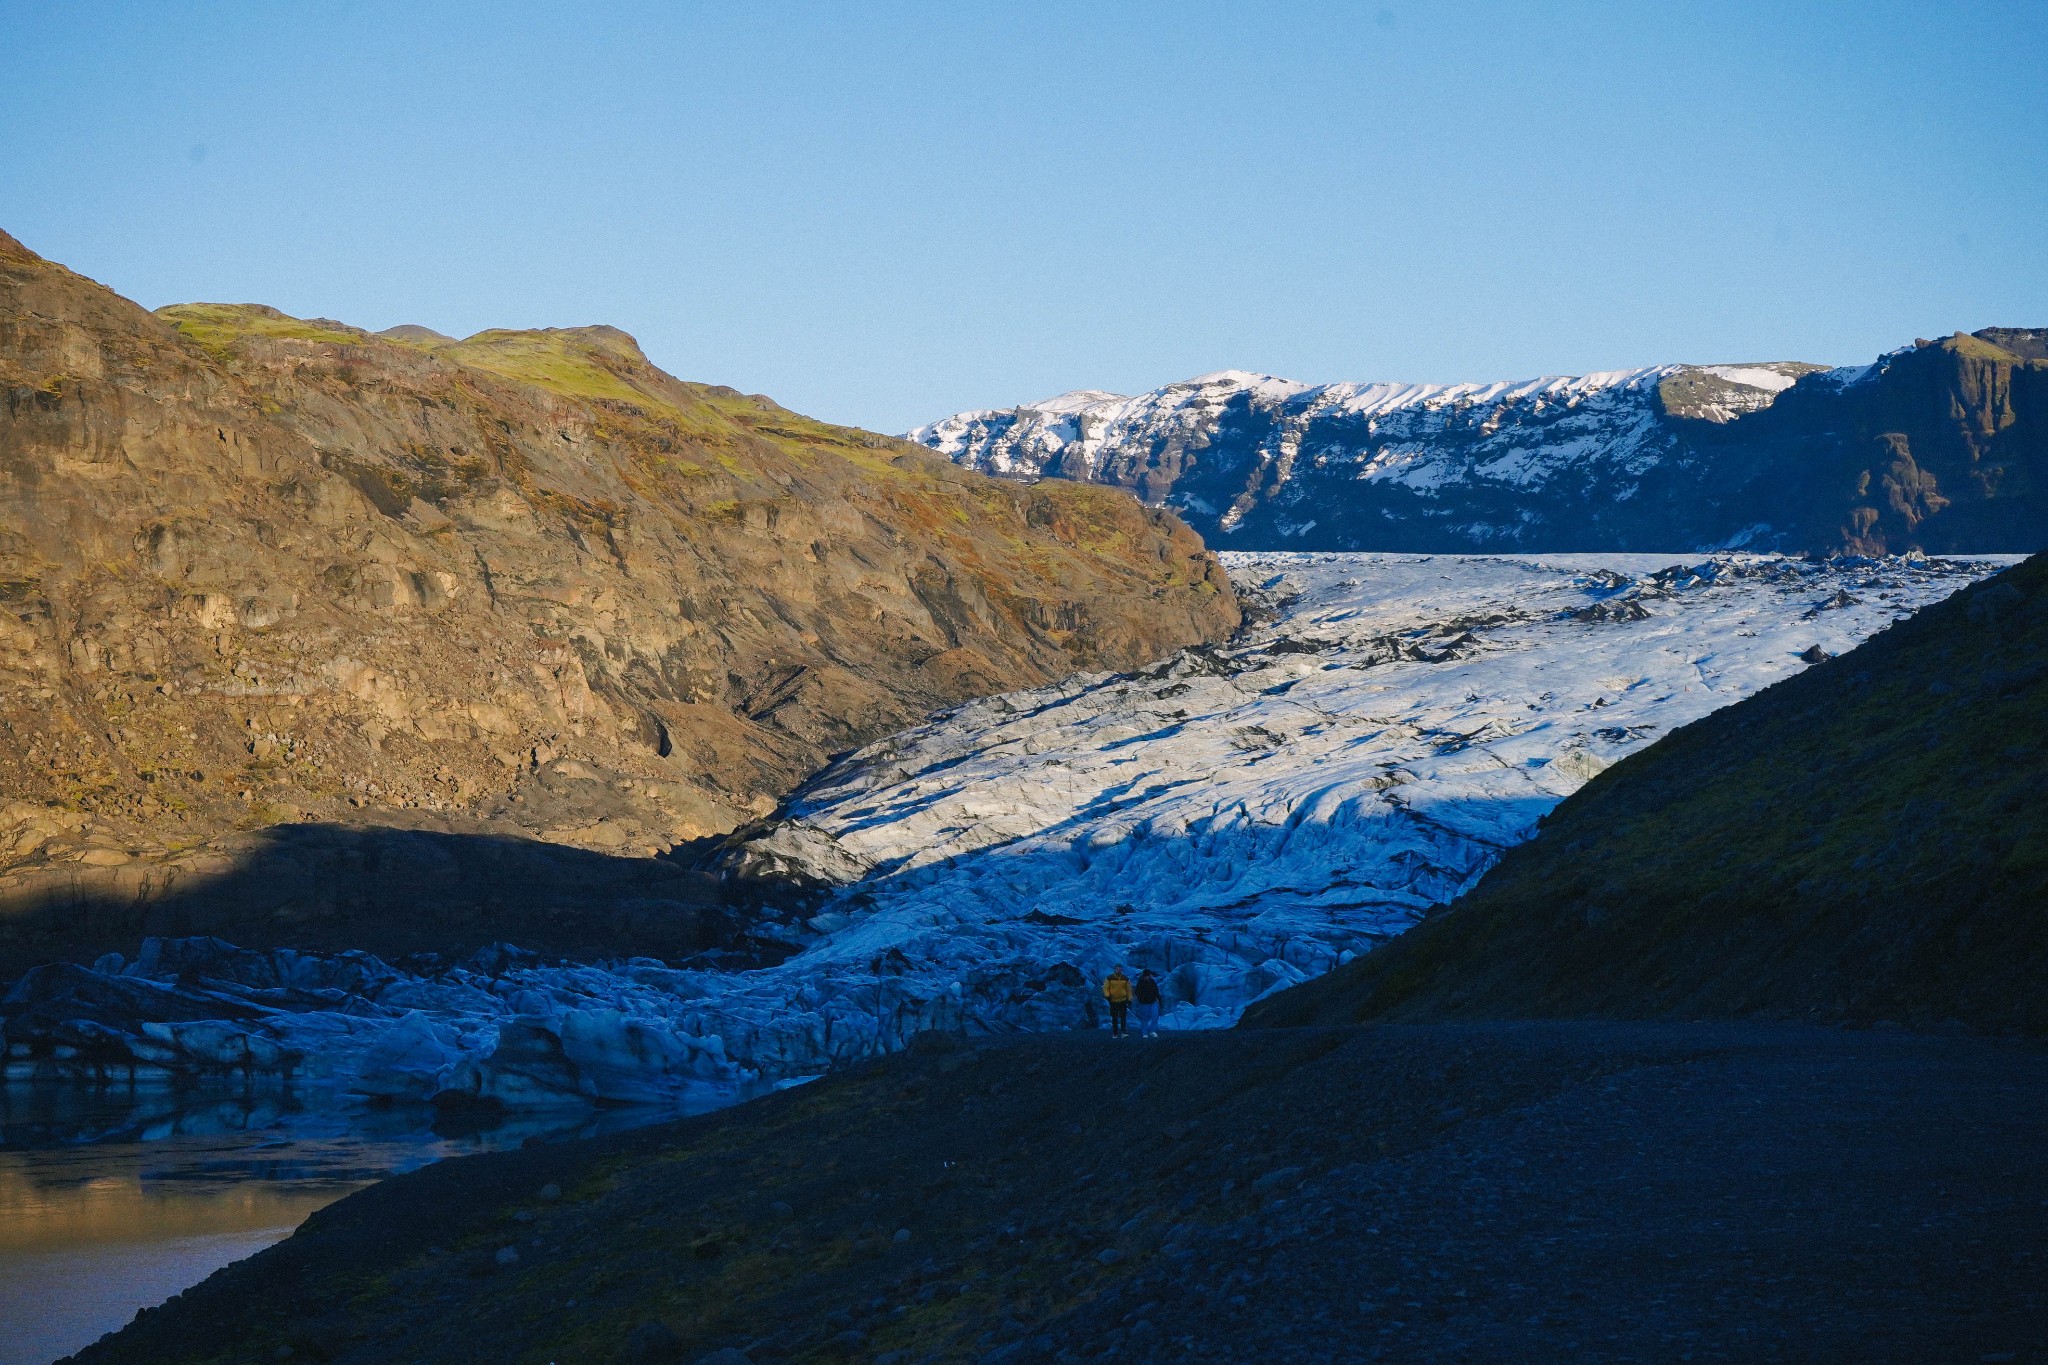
1102 967 1133 1038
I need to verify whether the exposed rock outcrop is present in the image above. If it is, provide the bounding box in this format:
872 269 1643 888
0 231 1236 965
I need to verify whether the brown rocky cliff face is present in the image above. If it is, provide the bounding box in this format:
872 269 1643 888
1751 330 2048 556
0 231 1235 961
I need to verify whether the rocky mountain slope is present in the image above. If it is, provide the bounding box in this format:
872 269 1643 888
0 231 1236 966
1246 553 2047 1035
911 333 2047 556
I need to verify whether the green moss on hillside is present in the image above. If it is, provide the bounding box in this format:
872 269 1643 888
159 303 369 361
157 302 926 474
1939 330 2023 364
436 328 659 408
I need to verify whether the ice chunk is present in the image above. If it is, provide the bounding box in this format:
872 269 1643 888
352 1011 467 1100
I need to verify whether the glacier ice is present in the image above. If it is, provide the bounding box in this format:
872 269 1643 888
1 937 748 1111
700 550 2013 1065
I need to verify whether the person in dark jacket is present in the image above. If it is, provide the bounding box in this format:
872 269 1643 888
1133 968 1163 1037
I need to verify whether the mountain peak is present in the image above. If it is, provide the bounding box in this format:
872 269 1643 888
1964 327 2048 362
910 340 2045 557
459 323 648 362
156 302 371 354
1020 388 1128 414
375 323 456 345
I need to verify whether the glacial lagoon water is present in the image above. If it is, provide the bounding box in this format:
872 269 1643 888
0 1079 737 1365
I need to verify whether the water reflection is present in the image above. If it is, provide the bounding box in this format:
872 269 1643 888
0 1078 736 1365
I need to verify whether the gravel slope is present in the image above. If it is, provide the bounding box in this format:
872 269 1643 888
68 1021 2048 1365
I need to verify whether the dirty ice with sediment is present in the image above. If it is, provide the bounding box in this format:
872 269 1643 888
5 552 2007 1110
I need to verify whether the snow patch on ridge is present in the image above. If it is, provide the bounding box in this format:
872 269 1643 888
1700 365 1801 392
906 361 1813 525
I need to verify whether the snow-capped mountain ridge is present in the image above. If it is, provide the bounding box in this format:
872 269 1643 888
909 360 1823 545
922 367 1619 474
923 360 1804 439
908 332 2048 557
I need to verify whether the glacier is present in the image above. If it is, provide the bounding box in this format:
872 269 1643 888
2 552 2010 1107
2 937 755 1112
706 551 2007 1054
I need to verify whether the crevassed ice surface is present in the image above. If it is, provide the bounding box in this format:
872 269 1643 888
701 551 2007 1067
7 552 2009 1103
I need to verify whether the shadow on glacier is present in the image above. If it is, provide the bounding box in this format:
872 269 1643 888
0 784 1561 1093
701 786 1565 1073
0 823 743 982
828 780 1564 926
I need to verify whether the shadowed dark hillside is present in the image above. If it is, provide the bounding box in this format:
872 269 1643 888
64 1023 2048 1364
1246 554 2048 1035
0 823 739 981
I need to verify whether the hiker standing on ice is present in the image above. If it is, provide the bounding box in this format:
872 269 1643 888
1102 967 1133 1037
1133 968 1163 1038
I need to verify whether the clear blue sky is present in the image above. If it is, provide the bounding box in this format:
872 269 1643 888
3 1 2044 433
